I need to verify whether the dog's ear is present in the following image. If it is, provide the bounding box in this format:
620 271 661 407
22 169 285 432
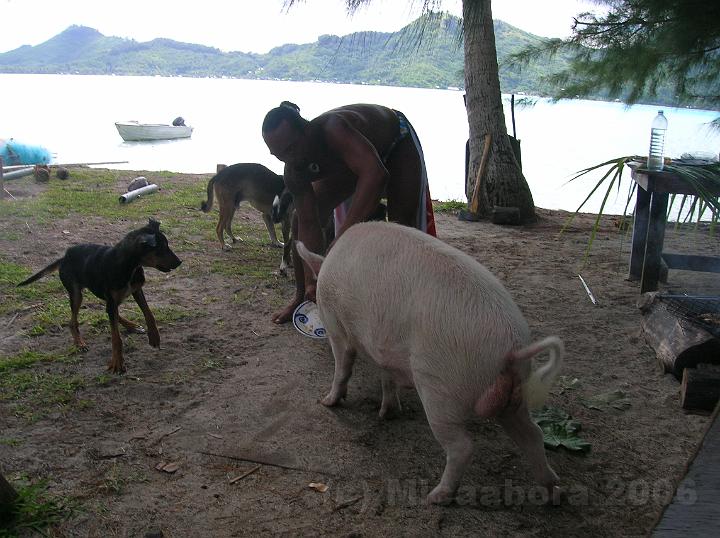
148 218 161 231
140 233 157 248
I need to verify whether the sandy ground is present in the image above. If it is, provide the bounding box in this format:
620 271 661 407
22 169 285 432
1 169 718 537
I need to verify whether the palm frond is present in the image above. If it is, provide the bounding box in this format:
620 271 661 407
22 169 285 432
562 155 720 263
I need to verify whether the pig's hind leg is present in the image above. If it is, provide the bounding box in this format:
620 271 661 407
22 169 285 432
379 372 402 418
417 387 474 505
497 404 559 496
321 332 356 407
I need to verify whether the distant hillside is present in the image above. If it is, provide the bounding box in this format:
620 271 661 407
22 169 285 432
0 15 566 94
0 15 706 108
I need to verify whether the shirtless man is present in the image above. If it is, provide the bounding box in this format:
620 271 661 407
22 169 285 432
262 101 435 324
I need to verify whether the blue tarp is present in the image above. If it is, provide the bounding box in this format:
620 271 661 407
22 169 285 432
0 139 51 165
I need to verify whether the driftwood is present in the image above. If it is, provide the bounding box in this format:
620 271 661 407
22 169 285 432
491 206 520 225
681 364 720 412
638 292 720 378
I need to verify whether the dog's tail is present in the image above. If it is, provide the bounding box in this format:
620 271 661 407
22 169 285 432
201 175 217 212
17 259 63 287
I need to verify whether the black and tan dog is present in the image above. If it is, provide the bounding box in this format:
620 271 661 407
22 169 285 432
17 218 181 373
201 163 291 269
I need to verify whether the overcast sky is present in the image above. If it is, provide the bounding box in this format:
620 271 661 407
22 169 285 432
0 0 601 54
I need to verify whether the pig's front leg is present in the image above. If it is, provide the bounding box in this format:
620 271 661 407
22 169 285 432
379 371 402 419
321 334 356 407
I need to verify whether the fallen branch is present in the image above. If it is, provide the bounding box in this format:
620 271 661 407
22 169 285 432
148 426 182 446
5 313 19 327
332 495 364 512
200 451 335 476
578 274 598 305
229 464 262 484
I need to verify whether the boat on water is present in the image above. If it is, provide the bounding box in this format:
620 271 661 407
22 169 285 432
115 118 193 141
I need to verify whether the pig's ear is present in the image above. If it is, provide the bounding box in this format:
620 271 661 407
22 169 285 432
295 241 324 279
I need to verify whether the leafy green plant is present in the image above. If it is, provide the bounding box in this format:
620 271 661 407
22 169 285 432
0 480 73 537
562 155 720 260
432 199 466 213
531 406 591 452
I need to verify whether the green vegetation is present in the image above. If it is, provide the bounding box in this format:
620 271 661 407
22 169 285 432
511 0 720 111
0 479 74 537
432 199 466 213
563 156 720 260
0 168 281 422
0 366 85 422
0 14 703 108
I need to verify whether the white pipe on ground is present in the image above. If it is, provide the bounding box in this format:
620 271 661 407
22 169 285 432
2 167 34 180
119 183 160 203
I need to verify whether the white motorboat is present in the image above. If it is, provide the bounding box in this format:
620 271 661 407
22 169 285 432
115 120 193 141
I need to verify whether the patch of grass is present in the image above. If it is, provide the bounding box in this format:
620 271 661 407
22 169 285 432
200 357 224 370
0 371 85 422
3 170 210 224
30 297 72 332
0 259 65 316
2 231 22 241
433 199 466 213
0 438 21 447
0 350 61 373
161 354 227 384
0 261 28 287
0 479 74 537
86 306 191 335
98 463 127 496
94 374 114 387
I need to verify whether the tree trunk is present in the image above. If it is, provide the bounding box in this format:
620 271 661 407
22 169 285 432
463 0 536 223
0 472 17 522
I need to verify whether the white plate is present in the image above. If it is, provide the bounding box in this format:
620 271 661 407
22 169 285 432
293 301 327 339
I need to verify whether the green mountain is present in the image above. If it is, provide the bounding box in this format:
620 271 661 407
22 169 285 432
0 15 561 93
0 14 706 108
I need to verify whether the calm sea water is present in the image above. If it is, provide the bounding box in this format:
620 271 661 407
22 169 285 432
1 74 719 215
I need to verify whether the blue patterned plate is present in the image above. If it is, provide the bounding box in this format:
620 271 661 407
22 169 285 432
292 301 327 339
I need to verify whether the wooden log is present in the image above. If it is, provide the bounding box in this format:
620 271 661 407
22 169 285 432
638 292 720 378
34 165 50 183
491 206 521 225
468 134 492 215
681 364 720 412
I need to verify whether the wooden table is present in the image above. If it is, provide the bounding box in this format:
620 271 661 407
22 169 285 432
629 164 720 293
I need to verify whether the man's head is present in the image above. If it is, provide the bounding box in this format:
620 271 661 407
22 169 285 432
262 102 308 163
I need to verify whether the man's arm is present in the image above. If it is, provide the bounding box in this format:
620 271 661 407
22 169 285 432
323 116 389 240
290 178 325 299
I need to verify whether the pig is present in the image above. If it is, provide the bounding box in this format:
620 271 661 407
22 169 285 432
295 221 564 505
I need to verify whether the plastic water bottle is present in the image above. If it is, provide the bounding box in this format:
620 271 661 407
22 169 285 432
647 110 668 171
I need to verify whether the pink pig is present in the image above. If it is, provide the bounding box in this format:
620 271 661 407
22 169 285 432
296 221 564 505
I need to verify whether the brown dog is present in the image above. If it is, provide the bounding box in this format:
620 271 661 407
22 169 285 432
201 163 291 269
17 219 181 373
